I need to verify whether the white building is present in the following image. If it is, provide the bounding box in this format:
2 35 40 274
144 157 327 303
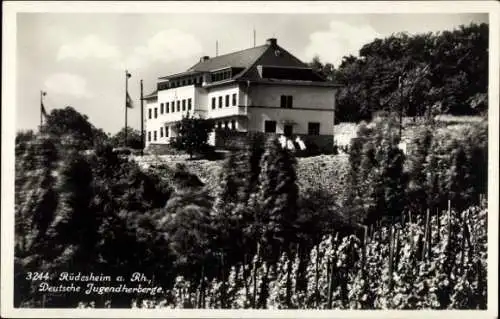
144 38 340 150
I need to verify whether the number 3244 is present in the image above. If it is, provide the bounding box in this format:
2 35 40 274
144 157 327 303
25 272 51 281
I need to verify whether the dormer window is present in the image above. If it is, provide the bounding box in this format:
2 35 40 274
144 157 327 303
210 68 233 83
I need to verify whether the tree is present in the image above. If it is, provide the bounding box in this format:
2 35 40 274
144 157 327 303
16 130 36 144
308 55 335 81
333 23 488 122
248 137 299 261
405 125 433 213
43 106 107 149
172 114 215 159
162 187 215 273
110 127 143 149
344 114 407 225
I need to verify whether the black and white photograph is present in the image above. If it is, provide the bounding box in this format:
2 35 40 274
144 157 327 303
1 1 498 317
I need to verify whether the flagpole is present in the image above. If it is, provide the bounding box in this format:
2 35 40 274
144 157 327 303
40 90 47 131
140 79 144 156
40 90 43 129
125 70 129 147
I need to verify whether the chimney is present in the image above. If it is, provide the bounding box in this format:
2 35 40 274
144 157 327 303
266 38 277 46
200 56 210 62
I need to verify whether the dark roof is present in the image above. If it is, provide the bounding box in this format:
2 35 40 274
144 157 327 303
260 66 324 81
187 45 269 72
143 90 157 100
159 70 201 80
158 40 338 86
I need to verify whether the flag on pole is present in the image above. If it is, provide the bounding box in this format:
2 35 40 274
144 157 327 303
126 92 134 108
126 71 133 108
41 91 48 117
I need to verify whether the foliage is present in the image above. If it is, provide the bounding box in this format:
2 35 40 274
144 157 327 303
247 137 299 261
308 55 335 81
15 130 36 144
171 113 215 158
162 187 214 268
417 120 488 213
110 127 143 149
14 136 173 307
42 106 108 149
344 114 407 225
332 23 488 122
139 204 486 309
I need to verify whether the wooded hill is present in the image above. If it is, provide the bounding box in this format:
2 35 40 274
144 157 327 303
309 22 488 122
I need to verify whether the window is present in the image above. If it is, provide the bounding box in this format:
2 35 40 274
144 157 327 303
218 96 223 108
188 98 192 111
171 102 175 113
166 102 170 113
154 107 158 118
177 101 180 112
264 120 277 133
231 120 236 130
182 80 186 86
148 109 152 119
153 131 157 141
308 122 320 135
232 93 237 106
218 122 222 129
160 103 164 114
211 97 216 109
280 95 293 108
182 99 186 111
160 127 164 138
148 131 151 142
280 95 286 108
225 95 230 107
165 126 169 137
284 124 293 137
224 121 229 129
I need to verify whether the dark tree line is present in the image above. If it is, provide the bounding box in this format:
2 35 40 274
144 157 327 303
15 134 173 307
309 22 488 122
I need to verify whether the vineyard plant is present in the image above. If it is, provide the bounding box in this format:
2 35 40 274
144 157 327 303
130 204 486 309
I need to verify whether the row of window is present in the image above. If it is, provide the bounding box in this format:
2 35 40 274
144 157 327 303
212 93 238 109
210 70 232 83
146 120 238 142
169 77 202 88
159 77 203 90
149 94 294 119
215 120 237 130
264 121 321 136
146 121 320 142
148 98 193 119
147 126 171 142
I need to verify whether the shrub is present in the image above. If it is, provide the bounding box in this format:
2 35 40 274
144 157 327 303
172 114 215 159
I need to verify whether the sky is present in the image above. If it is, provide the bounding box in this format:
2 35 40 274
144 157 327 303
16 11 488 134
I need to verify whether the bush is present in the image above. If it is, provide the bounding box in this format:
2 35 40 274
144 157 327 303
172 114 215 159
